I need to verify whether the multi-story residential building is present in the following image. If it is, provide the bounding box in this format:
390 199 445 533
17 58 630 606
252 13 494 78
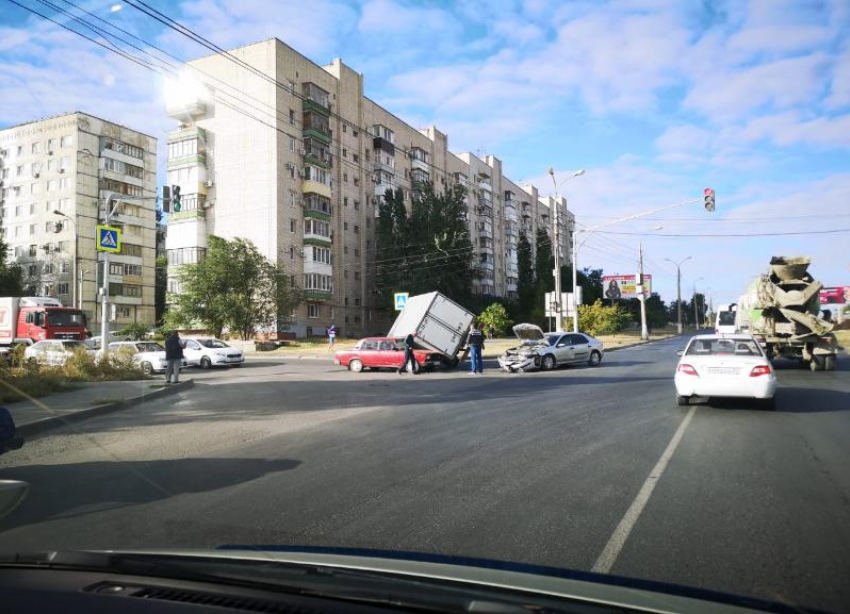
164 38 572 338
0 112 158 330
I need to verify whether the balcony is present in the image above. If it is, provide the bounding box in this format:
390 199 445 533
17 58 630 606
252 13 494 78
373 136 395 156
304 153 331 169
478 180 492 192
505 204 517 222
304 289 332 302
477 205 493 218
303 180 332 199
303 98 330 117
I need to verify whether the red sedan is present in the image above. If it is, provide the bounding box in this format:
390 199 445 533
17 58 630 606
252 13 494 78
334 337 442 372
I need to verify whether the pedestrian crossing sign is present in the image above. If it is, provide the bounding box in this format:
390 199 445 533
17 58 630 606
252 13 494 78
394 292 409 311
96 225 121 253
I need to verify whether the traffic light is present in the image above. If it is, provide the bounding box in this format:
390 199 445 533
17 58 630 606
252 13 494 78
172 185 182 212
704 187 715 212
161 185 171 213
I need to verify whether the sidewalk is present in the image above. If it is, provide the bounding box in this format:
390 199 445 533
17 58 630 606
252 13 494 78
6 379 194 438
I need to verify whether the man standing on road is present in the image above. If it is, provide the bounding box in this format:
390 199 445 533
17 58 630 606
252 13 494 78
488 324 495 340
468 322 484 374
398 333 418 375
164 330 183 384
327 323 338 349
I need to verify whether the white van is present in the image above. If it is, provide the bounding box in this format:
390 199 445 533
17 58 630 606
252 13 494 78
715 303 737 334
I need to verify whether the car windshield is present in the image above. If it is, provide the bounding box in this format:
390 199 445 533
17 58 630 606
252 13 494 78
46 311 86 327
1 5 846 614
687 338 763 356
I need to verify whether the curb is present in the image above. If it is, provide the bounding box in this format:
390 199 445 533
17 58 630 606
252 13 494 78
17 379 195 439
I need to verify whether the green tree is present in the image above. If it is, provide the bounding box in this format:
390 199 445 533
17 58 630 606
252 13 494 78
477 302 514 336
0 235 24 295
375 181 475 308
119 322 152 340
168 236 302 339
516 230 535 316
577 300 630 336
534 227 553 289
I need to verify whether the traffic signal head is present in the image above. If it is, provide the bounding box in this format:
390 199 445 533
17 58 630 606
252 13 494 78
172 184 182 212
704 187 715 212
162 185 171 213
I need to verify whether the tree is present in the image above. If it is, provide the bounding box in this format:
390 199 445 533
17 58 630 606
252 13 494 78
0 235 24 296
534 227 553 289
516 230 535 316
167 236 302 339
562 266 603 304
375 181 475 308
119 322 152 340
477 302 514 336
577 300 630 336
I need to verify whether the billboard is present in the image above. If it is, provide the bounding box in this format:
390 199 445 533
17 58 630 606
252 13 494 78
820 286 850 305
602 274 652 299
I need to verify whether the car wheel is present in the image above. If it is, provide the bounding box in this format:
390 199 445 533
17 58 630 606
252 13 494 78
349 359 363 372
141 361 153 376
760 396 776 410
824 355 835 372
588 350 602 367
200 356 212 370
542 354 556 371
676 395 689 406
809 355 824 372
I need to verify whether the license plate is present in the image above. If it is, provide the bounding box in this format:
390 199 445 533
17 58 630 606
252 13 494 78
708 367 739 375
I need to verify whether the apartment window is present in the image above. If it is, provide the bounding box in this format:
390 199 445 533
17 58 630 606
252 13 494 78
165 248 206 265
405 168 409 179
168 139 197 158
109 283 142 297
353 128 359 137
343 172 348 183
343 222 348 230
344 246 348 254
47 159 58 172
342 148 347 158
303 273 332 292
354 200 360 211
344 270 349 279
366 240 371 249
289 109 295 124
290 219 296 233
354 248 360 257
47 138 57 151
290 246 295 261
122 243 144 257
14 246 24 258
102 178 143 197
355 298 361 306
60 156 69 170
58 198 70 211
308 304 319 318
103 138 143 159
354 271 361 280
45 221 54 233
353 177 359 186
304 218 329 236
15 205 22 218
289 165 295 179
103 157 144 179
342 124 347 133
28 246 37 259
44 263 54 275
366 217 371 228
29 224 36 235
31 183 40 194
59 177 70 190
354 225 360 234
289 137 295 152
48 179 59 192
289 191 297 207
16 165 23 177
344 297 349 306
116 306 132 319
345 316 349 323
110 263 143 276
355 316 361 323
365 149 370 161
61 260 69 273
60 135 73 148
312 246 332 264
14 226 21 238
353 154 359 163
28 264 37 276
31 142 41 154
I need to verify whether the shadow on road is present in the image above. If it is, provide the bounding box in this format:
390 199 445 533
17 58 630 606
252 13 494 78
0 457 301 531
687 387 849 414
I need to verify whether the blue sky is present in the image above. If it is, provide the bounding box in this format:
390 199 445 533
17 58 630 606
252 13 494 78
1 0 848 305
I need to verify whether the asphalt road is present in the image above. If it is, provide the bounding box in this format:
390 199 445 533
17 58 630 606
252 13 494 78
1 335 849 613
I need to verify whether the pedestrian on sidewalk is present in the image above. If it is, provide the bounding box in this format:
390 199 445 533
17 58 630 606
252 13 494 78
398 333 418 375
327 323 338 350
468 322 485 374
488 324 495 340
164 330 183 384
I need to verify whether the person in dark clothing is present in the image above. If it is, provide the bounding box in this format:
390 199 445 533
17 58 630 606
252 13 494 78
164 330 184 384
468 322 484 374
488 324 495 340
398 333 418 375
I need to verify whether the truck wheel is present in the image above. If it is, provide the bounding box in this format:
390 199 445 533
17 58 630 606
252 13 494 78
349 359 363 373
824 355 835 372
542 355 556 370
809 355 825 372
676 395 689 406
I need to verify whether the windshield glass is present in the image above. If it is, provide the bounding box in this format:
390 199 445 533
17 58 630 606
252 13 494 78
46 311 86 327
1 5 846 614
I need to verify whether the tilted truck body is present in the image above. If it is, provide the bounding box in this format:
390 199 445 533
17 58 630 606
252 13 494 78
735 256 838 371
0 297 89 347
388 292 475 367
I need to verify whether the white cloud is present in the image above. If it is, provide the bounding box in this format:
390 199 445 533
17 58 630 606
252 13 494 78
826 47 850 109
723 111 850 149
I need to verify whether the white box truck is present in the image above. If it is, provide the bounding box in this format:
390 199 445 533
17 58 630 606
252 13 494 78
388 292 475 368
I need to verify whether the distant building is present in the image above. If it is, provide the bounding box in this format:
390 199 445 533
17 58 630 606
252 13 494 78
164 38 573 338
0 112 158 330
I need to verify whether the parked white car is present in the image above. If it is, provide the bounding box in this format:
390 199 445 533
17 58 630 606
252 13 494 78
182 337 245 369
24 340 95 366
674 334 777 409
498 324 604 372
98 341 186 375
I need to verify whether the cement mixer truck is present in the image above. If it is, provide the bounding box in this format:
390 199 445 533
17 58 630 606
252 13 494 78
735 256 838 371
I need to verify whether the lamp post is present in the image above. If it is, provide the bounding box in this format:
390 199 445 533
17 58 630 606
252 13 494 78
547 168 585 331
665 256 692 334
52 211 78 310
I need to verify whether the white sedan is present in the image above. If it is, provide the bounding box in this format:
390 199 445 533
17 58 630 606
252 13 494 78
24 340 95 366
182 337 245 369
674 334 777 409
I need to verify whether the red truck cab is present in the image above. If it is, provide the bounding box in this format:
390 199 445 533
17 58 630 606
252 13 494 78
0 297 89 345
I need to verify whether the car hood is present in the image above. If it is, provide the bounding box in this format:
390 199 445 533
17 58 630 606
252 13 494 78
512 323 546 342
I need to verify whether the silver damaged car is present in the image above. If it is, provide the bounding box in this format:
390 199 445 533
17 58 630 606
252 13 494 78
498 324 604 372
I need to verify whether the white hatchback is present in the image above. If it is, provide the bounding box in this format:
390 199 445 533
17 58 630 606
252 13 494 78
182 337 245 369
674 334 778 409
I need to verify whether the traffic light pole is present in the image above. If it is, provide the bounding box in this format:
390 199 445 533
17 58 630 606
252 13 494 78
100 193 121 356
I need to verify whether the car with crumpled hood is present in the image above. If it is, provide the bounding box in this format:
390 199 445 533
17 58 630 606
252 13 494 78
498 323 604 372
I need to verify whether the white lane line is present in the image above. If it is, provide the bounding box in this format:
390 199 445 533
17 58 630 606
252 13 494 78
591 405 697 574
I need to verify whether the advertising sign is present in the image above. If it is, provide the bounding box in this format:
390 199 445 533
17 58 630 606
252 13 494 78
820 286 849 305
602 274 652 299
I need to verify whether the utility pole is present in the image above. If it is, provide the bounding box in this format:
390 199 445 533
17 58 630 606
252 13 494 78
665 256 692 335
99 193 121 355
693 290 699 331
548 168 585 332
639 241 648 340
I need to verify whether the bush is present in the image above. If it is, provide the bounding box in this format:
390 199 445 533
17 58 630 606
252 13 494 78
577 300 631 336
0 368 76 403
62 347 147 382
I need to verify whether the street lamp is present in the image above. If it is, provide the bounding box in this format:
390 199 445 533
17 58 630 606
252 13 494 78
693 276 705 331
53 211 79 310
547 168 585 331
665 256 692 334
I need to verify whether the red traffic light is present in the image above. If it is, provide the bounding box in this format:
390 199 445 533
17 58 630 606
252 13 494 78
704 188 714 196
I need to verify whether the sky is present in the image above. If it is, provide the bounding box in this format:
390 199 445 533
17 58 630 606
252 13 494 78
1 0 848 306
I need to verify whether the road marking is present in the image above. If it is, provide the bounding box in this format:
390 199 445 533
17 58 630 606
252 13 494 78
591 405 697 574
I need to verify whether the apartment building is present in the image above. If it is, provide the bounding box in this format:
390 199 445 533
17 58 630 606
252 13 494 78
0 112 158 330
164 38 572 338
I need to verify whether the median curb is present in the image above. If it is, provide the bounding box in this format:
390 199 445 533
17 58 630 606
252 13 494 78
17 379 195 439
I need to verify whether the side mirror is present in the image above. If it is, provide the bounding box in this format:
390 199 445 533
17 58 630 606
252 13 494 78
556 343 566 348
676 349 684 356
